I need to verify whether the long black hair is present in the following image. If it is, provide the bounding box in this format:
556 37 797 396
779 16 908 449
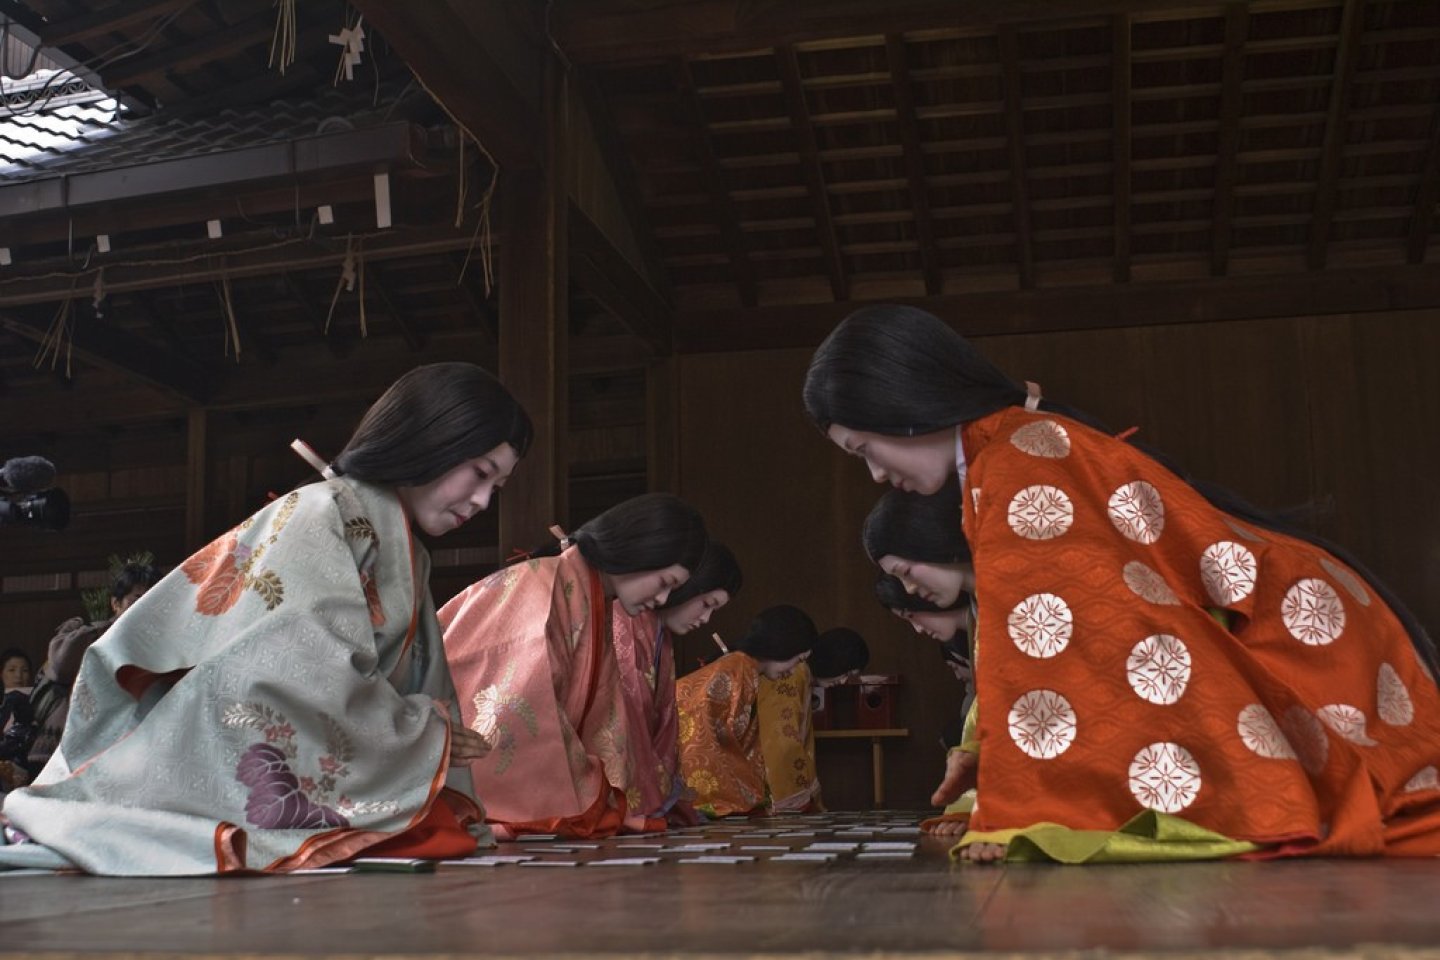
808 627 870 680
662 541 742 608
862 481 971 565
809 304 1437 675
874 573 969 614
334 362 533 486
112 561 161 601
731 604 816 663
570 493 708 575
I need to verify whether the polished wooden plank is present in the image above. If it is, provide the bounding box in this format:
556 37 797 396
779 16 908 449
6 813 1440 955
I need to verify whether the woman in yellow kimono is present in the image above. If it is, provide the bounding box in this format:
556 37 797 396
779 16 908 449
807 304 1440 863
758 626 870 813
611 542 742 824
0 363 530 875
677 605 816 817
439 494 708 839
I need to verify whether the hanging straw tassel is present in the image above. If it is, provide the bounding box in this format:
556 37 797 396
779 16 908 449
216 273 242 361
268 0 298 76
357 238 368 338
324 234 357 333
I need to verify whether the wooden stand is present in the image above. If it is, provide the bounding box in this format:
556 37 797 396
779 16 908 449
814 727 909 807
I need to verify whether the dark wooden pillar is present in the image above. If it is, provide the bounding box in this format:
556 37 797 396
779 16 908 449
185 407 207 552
498 56 568 554
646 356 678 494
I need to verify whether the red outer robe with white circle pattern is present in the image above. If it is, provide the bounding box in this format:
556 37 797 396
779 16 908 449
962 407 1440 856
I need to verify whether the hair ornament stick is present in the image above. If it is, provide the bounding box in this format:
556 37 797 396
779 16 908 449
289 439 337 479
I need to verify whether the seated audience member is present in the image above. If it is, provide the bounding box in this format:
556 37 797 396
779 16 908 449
677 605 816 817
27 559 162 773
440 493 708 840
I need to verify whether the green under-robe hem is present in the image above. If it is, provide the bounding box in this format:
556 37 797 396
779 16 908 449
952 809 1262 864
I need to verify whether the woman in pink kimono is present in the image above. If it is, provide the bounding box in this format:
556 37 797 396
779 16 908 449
439 493 708 839
611 541 742 824
0 363 530 875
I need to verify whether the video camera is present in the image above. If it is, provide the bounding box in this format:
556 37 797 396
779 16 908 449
0 456 69 531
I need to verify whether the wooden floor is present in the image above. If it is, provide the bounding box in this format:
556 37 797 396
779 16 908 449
6 811 1440 958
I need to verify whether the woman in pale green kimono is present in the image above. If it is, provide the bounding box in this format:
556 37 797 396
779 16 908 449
0 363 531 876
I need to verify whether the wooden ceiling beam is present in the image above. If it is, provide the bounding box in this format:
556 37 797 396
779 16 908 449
350 0 540 169
1111 15 1132 284
40 0 193 48
0 224 490 309
553 0 1219 65
282 274 350 359
777 44 847 302
570 208 673 355
674 263 1440 353
1307 0 1365 271
1211 4 1248 277
886 34 941 296
675 58 758 308
100 7 329 90
999 26 1035 289
365 264 423 352
0 305 210 403
1405 101 1440 265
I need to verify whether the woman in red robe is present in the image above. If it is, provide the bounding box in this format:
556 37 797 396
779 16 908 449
806 304 1440 862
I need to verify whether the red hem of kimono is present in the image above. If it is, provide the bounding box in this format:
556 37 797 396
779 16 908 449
349 788 482 860
490 782 629 840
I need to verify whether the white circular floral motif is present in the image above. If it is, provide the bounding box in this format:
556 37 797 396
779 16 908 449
1281 578 1346 646
1237 704 1297 760
1007 593 1073 659
1126 634 1192 705
1281 706 1329 774
1108 481 1165 544
1200 541 1258 606
1007 485 1074 541
1404 766 1439 793
1377 663 1414 727
1319 558 1370 607
1122 561 1180 605
1128 742 1202 813
1010 420 1071 459
1007 689 1077 760
1316 704 1378 746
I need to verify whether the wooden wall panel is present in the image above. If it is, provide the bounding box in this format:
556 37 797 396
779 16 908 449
675 308 1440 809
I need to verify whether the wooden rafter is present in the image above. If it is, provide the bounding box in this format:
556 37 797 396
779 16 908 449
448 253 499 343
40 0 193 48
1211 4 1248 277
350 0 540 169
366 264 423 352
1307 0 1366 271
675 58 758 308
777 44 847 301
571 209 673 355
555 0 1217 65
0 306 209 403
674 263 1440 352
101 7 328 90
998 26 1034 289
575 68 675 304
282 274 349 358
886 34 941 295
1112 15 1132 284
1406 100 1440 265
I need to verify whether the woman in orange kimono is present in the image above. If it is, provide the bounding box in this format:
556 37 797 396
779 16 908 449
677 605 816 817
439 494 708 840
806 304 1440 863
611 542 742 824
1 363 529 875
757 626 869 813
